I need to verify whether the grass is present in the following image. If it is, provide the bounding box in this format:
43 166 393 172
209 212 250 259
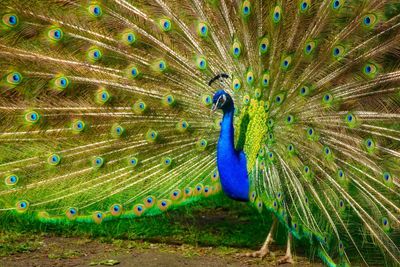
0 194 293 258
0 231 43 257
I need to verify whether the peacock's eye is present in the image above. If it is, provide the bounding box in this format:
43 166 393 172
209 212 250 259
197 22 208 37
7 72 22 85
89 5 102 17
332 0 340 9
347 114 353 121
281 55 292 70
259 37 269 54
3 14 19 28
128 156 139 168
196 56 207 70
123 32 136 45
88 48 102 61
160 18 172 32
130 67 139 78
155 60 167 73
231 41 241 58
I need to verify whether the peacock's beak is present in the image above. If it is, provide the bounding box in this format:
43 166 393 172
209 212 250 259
211 103 217 113
211 95 226 114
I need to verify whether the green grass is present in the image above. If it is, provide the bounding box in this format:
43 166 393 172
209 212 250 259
0 231 43 257
0 194 295 258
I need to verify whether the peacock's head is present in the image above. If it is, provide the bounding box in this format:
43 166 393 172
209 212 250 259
211 90 233 113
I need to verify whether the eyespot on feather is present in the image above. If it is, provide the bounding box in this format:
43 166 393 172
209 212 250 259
332 45 345 60
96 88 111 104
246 70 255 85
170 189 182 201
177 119 189 132
92 211 104 224
133 100 147 114
241 1 251 18
133 204 145 216
88 4 103 17
87 47 102 62
47 153 61 166
92 156 105 169
162 94 175 107
157 199 171 211
161 156 172 168
184 187 193 198
144 196 156 208
122 31 136 45
128 66 140 79
2 14 19 28
111 124 125 138
128 156 139 167
330 0 344 11
110 204 123 216
231 40 242 58
52 76 70 91
6 71 22 85
66 207 78 220
197 138 208 151
24 111 40 124
232 78 242 92
197 22 209 37
280 55 292 70
47 27 64 42
146 129 158 142
195 56 207 70
272 6 282 23
361 13 378 29
159 18 172 32
72 119 85 133
299 0 311 13
203 185 212 197
261 71 270 88
5 174 18 186
202 94 212 106
16 200 29 213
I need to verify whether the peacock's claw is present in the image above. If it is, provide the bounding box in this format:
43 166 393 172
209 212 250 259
239 216 277 259
277 254 294 265
277 232 294 265
242 248 270 259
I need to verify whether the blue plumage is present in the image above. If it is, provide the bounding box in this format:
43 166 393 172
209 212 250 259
213 90 249 202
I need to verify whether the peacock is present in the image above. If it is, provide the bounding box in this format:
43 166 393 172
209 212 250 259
0 0 399 265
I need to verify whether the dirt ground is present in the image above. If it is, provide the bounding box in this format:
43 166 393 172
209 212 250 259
0 235 321 267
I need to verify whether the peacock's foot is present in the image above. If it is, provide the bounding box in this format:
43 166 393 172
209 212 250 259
239 217 277 259
241 247 270 259
277 254 294 265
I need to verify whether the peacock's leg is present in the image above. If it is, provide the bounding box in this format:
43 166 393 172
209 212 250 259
243 216 277 258
277 232 294 264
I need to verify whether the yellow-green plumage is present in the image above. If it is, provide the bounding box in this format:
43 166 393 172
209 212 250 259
0 0 399 266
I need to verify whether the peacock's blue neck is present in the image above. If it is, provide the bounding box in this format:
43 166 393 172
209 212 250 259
217 107 249 202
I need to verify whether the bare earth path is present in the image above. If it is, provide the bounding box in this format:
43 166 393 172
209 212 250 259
0 235 321 267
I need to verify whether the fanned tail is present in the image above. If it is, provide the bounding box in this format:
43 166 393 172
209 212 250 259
242 1 400 265
0 0 229 223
